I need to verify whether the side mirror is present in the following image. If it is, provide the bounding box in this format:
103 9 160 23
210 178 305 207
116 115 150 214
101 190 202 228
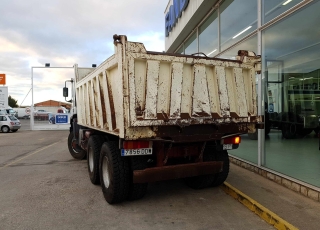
63 87 68 97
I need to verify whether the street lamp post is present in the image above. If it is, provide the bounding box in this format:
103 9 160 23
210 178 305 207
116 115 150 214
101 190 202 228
30 64 74 131
30 64 96 130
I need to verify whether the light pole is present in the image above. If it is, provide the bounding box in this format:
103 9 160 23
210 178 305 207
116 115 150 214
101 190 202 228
30 64 96 130
31 64 74 130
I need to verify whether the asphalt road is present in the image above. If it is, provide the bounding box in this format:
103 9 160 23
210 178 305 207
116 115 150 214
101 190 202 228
0 129 273 230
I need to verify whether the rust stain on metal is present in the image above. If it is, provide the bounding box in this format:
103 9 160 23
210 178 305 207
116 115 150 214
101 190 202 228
135 105 144 116
98 76 108 129
230 112 240 118
156 111 169 122
193 110 211 117
211 113 222 119
180 113 191 119
88 84 94 126
106 73 117 130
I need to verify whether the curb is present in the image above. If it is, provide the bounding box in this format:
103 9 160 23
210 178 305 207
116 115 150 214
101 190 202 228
221 182 299 230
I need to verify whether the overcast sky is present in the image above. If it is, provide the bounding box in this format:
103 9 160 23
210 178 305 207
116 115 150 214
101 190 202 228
0 0 167 107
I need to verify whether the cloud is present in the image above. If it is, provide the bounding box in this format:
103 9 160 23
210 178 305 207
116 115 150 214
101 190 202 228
0 0 167 106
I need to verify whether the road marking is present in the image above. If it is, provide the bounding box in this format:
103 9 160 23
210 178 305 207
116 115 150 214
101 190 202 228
221 182 299 230
0 139 66 170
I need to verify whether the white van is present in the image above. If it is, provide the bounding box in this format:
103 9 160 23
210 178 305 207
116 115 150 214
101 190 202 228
0 108 16 116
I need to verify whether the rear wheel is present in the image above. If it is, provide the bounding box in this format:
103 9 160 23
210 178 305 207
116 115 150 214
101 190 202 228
281 123 299 139
127 156 148 201
314 127 320 136
100 142 130 204
297 128 313 137
87 135 104 185
211 150 230 187
67 132 86 160
1 126 10 133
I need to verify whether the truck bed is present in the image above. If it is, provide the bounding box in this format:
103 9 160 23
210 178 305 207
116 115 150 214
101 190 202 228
74 35 260 141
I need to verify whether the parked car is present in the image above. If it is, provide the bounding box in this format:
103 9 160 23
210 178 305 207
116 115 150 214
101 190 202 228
34 109 51 121
0 114 21 133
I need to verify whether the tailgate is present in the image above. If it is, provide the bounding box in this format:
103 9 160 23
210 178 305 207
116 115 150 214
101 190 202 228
126 45 259 128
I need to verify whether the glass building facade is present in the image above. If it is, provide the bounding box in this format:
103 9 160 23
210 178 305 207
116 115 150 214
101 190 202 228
165 0 320 189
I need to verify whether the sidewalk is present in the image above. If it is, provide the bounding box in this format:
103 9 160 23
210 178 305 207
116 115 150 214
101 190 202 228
225 164 320 230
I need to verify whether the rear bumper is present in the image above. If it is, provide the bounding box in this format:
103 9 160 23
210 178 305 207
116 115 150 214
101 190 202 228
133 161 223 183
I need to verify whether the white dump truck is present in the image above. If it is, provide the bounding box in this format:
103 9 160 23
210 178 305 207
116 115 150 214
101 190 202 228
63 35 261 204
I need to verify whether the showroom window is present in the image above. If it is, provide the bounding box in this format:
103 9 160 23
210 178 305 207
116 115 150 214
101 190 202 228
217 35 258 60
176 45 184 54
220 0 257 52
199 10 218 57
262 0 320 187
263 0 304 24
184 32 197 55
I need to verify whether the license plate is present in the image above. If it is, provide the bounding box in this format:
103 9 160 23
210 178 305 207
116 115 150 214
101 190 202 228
121 148 152 156
223 144 232 150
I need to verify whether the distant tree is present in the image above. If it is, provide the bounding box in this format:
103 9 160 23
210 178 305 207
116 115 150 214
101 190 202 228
8 95 18 108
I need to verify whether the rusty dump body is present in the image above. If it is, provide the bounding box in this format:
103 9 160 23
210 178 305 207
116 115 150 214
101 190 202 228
74 35 261 143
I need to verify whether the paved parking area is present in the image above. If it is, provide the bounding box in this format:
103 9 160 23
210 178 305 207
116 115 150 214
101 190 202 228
0 130 276 230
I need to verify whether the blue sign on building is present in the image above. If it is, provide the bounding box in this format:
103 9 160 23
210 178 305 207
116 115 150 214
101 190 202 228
165 0 189 37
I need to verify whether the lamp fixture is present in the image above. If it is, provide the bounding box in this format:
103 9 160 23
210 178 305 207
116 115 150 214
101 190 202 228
282 0 292 6
232 26 252 39
207 49 217 56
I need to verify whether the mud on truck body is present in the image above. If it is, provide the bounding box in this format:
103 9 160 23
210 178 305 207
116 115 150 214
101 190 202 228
63 35 261 204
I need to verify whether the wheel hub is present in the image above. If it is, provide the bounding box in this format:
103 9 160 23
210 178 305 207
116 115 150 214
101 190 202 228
71 140 81 153
88 147 94 173
102 156 110 188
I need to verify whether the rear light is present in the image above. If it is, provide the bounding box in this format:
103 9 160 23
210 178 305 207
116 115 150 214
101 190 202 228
10 122 14 125
123 141 152 149
223 136 241 145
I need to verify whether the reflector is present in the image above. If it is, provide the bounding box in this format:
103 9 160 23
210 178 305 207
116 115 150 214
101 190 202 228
123 141 150 149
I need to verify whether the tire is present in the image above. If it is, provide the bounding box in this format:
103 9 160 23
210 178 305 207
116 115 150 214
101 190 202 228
281 123 297 139
67 132 86 160
265 123 271 135
185 146 217 189
297 128 313 137
127 156 148 201
211 150 230 187
100 142 130 204
314 127 320 136
87 135 105 185
11 129 18 132
1 126 10 133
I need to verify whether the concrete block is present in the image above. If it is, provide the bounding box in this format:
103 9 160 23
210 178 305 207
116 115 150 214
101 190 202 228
308 190 319 201
249 165 255 172
266 172 275 181
300 186 308 197
282 178 291 189
291 182 300 193
275 176 282 185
